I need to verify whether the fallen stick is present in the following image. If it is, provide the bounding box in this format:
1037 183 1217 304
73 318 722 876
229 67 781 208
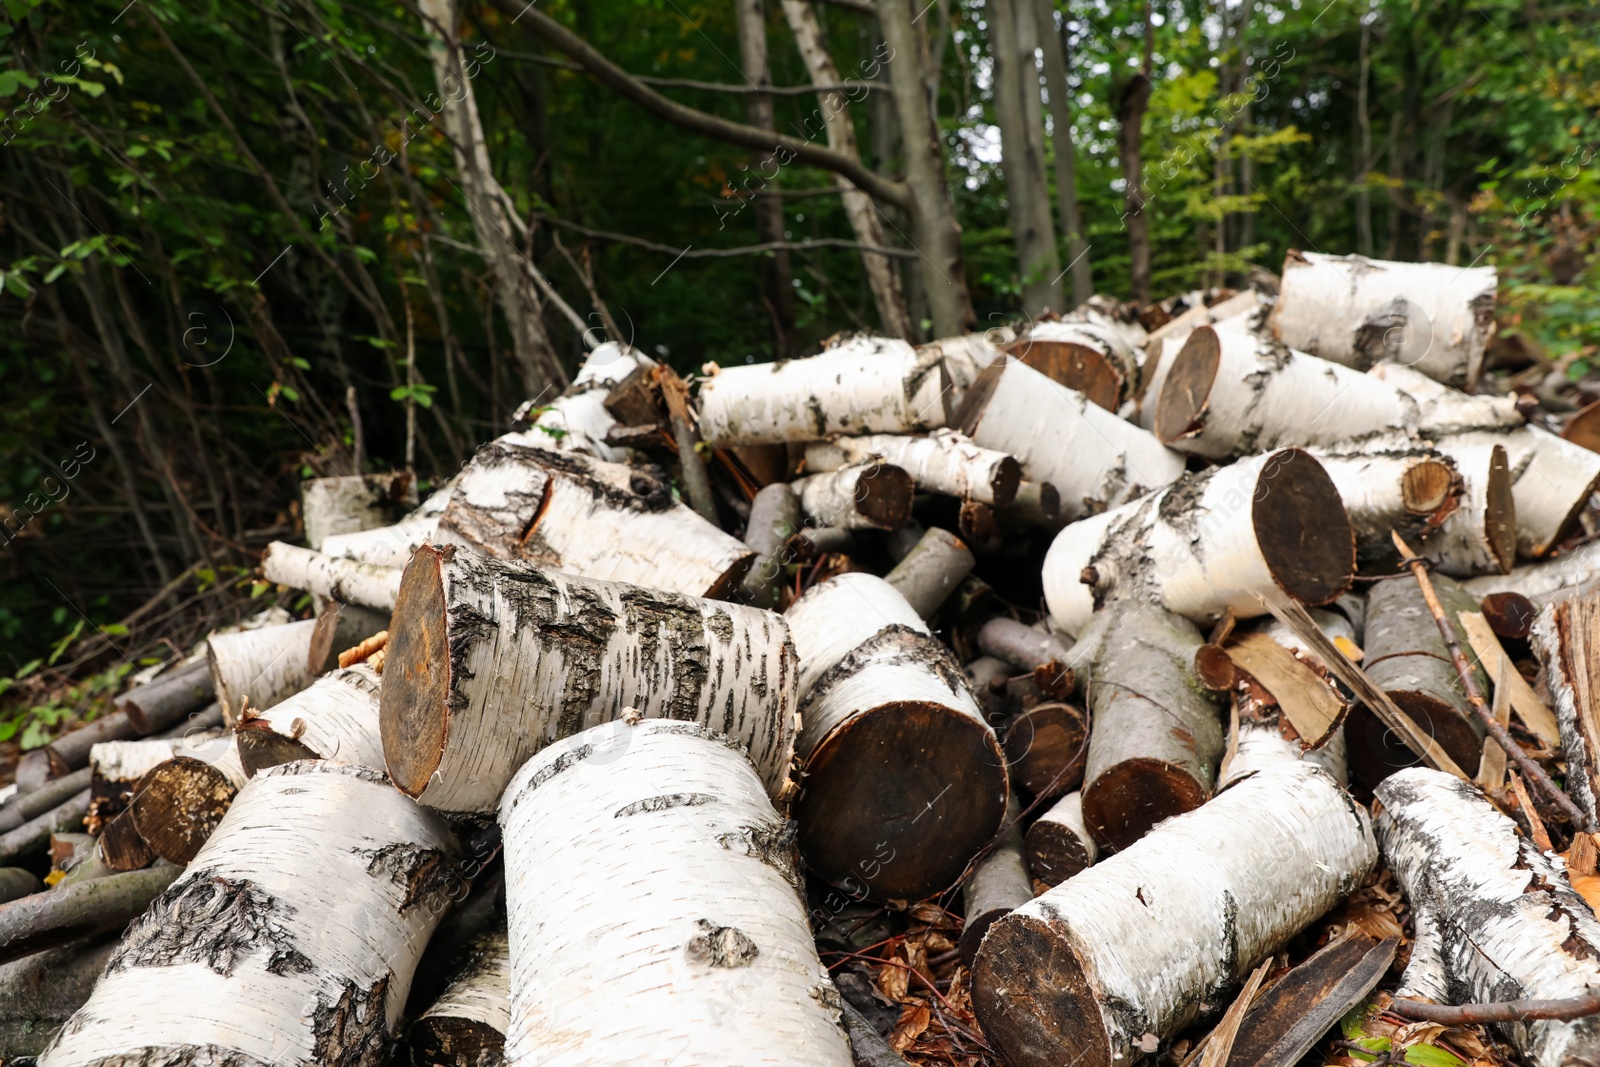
206 617 319 724
0 935 117 1056
960 797 1033 967
0 865 179 966
410 930 510 1067
260 540 404 611
804 430 1022 506
235 663 383 777
977 618 1073 676
739 483 803 607
1391 992 1600 1024
791 460 914 531
0 789 89 865
883 527 974 619
0 767 91 834
117 658 215 735
1024 791 1096 890
300 471 416 551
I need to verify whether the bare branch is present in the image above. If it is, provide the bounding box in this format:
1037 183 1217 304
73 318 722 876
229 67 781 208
530 214 917 258
1392 991 1600 1024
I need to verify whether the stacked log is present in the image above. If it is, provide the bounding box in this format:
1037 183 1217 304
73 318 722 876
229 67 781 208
234 663 384 776
300 471 416 551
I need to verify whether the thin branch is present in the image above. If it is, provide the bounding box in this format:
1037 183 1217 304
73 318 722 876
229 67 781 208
492 48 884 94
1392 991 1600 1024
531 214 917 258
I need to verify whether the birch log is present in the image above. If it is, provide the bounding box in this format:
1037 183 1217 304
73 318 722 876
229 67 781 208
509 342 656 462
791 460 913 531
206 617 319 724
925 331 1007 414
319 482 454 569
127 739 247 865
1375 768 1600 1067
381 545 799 815
804 430 1021 506
698 336 951 445
88 737 199 824
1444 427 1600 559
410 930 510 1067
960 798 1033 967
1271 250 1497 388
785 573 1007 899
739 483 803 607
958 356 1185 520
307 598 390 675
498 719 853 1067
1533 595 1600 827
235 664 383 777
1006 320 1142 411
972 762 1377 1067
1135 290 1259 430
261 541 403 611
883 527 974 619
1308 441 1461 572
1154 325 1416 459
435 438 755 599
1003 702 1089 801
1465 540 1600 607
117 658 215 735
1025 791 1096 890
1368 362 1524 436
40 761 460 1067
1043 449 1355 634
301 472 415 551
1423 437 1517 576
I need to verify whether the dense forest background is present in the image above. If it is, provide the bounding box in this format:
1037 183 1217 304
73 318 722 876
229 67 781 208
0 0 1594 709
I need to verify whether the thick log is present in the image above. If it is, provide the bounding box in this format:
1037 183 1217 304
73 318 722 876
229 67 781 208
883 527 974 619
805 430 1021 506
960 798 1033 967
235 664 383 777
1024 791 1096 890
410 930 510 1067
498 718 853 1067
1271 250 1496 388
381 545 798 815
1003 702 1088 801
319 482 455 569
511 342 657 462
972 761 1377 1067
435 438 754 599
785 573 1007 899
0 866 42 903
1464 540 1600 607
959 357 1185 521
791 460 914 531
739 483 803 607
261 540 404 611
128 745 248 866
0 767 92 834
927 331 1007 415
1044 449 1355 634
301 471 416 551
0 936 117 1056
0 866 179 966
117 658 215 735
1534 595 1600 827
1007 319 1142 411
39 762 459 1067
206 617 319 724
0 790 89 865
1077 603 1224 851
1135 290 1260 430
1375 768 1600 1067
1443 427 1600 559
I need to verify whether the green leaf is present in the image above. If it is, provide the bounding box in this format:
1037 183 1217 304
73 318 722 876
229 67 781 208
0 717 20 743
0 71 20 97
15 658 41 679
19 719 50 751
1567 359 1591 381
100 623 129 636
290 356 311 370
1403 1045 1465 1067
48 618 85 665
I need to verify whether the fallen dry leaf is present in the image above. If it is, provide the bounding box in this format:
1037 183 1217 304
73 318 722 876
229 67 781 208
890 1003 932 1051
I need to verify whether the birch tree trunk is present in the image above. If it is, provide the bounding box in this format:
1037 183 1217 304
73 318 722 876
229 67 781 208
1270 250 1497 388
790 460 914 531
988 0 1061 314
498 718 853 1067
960 797 1033 967
206 617 320 724
235 664 384 778
411 930 510 1067
1375 768 1600 1067
1533 595 1600 827
804 430 1021 506
381 545 799 814
1043 449 1355 634
1009 320 1142 412
261 542 403 612
972 761 1377 1067
1035 0 1093 306
40 762 459 1067
1116 21 1154 305
301 472 416 552
785 572 1007 899
509 343 657 463
1025 790 1096 889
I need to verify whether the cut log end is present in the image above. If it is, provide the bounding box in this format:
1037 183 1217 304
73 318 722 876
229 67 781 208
1002 702 1088 799
1483 444 1517 574
1345 691 1485 789
1025 820 1095 890
1153 326 1221 444
1007 340 1124 411
991 455 1023 509
851 462 915 530
1254 448 1355 608
1400 459 1456 515
1481 590 1538 640
234 722 318 778
127 756 238 865
382 545 453 799
971 914 1109 1067
1081 756 1210 853
409 1017 506 1067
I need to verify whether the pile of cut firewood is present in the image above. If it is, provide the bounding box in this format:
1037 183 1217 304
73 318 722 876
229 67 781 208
10 250 1600 1067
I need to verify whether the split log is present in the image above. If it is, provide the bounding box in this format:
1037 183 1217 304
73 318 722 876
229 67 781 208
0 789 89 865
972 761 1377 1067
435 438 754 598
1465 540 1600 607
261 540 403 611
235 664 383 777
883 527 974 619
1533 595 1600 827
410 930 510 1067
0 867 41 903
791 460 914 531
1153 325 1415 458
319 481 455 568
698 336 951 445
307 598 390 674
1443 427 1600 559
381 545 799 815
785 572 1007 899
39 762 460 1067
1024 791 1096 890
1270 249 1496 388
301 471 416 551
117 658 215 735
0 936 117 1056
739 483 803 607
804 430 1021 506
1346 574 1485 789
1002 702 1089 801
1202 618 1352 757
497 718 853 1067
1077 603 1224 851
0 866 179 966
960 798 1033 967
1005 320 1142 411
1375 768 1600 1067
959 357 1185 520
0 767 91 834
128 744 248 865
206 616 319 724
511 342 657 462
1043 449 1355 634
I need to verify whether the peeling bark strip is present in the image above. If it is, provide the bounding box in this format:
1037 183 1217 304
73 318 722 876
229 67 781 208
1154 325 1416 460
972 762 1377 1067
381 546 798 814
498 719 853 1067
320 482 455 569
301 472 416 552
785 573 1007 900
1044 449 1356 635
206 617 320 725
1025 791 1096 890
261 541 403 612
1423 438 1516 577
697 336 951 446
235 664 383 778
39 761 459 1067
790 460 914 531
1374 768 1600 1067
1008 319 1143 412
961 796 1033 968
436 437 754 599
1534 596 1600 827
1271 250 1497 388
509 342 657 464
411 930 510 1067
804 430 1022 507
959 356 1185 521
1077 603 1224 852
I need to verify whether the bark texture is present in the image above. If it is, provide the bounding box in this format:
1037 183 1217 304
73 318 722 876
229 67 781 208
987 0 1061 315
961 797 1033 968
0 867 179 966
410 930 510 1067
0 936 117 1056
118 659 215 735
261 541 403 612
884 527 975 619
301 473 416 552
206 617 320 725
1533 595 1600 827
739 483 803 608
319 482 454 569
804 431 1022 506
235 664 384 777
1025 791 1096 890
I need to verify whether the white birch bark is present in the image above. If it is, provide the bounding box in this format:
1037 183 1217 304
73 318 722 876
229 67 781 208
1532 597 1600 827
972 762 1377 1067
206 617 320 725
925 331 1008 414
1014 319 1143 408
960 357 1185 520
320 482 454 569
1444 427 1600 559
1024 791 1097 890
435 437 754 598
381 547 798 815
1043 450 1355 634
1465 540 1600 606
804 430 1021 506
507 343 657 463
412 930 510 1065
261 541 403 611
1367 362 1524 435
498 718 852 1067
301 473 415 552
1271 250 1497 388
40 761 459 1067
90 738 195 792
1375 768 1600 1067
236 664 383 778
1135 291 1259 430
697 336 951 445
1307 439 1463 569
790 460 913 531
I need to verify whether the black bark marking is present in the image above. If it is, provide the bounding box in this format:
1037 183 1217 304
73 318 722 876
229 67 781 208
803 625 970 715
686 920 760 968
107 871 311 979
356 842 455 914
67 1048 278 1067
718 818 803 892
620 587 710 722
311 972 392 1067
614 792 719 817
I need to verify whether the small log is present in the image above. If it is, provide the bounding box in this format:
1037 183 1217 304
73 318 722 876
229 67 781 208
1043 449 1355 634
697 335 951 445
805 430 1022 506
997 480 1062 530
0 789 89 865
1270 249 1496 388
0 865 179 966
1077 602 1224 851
0 867 42 904
514 341 657 462
960 797 1033 968
42 762 459 1065
1308 441 1461 572
785 573 1007 899
1444 427 1600 559
972 762 1377 1067
0 767 92 834
791 460 914 531
1135 290 1260 430
841 997 911 1067
1002 702 1089 801
0 936 117 1056
260 540 404 610
435 438 754 599
1482 591 1538 640
319 482 455 568
235 664 383 777
410 930 510 1067
883 527 974 619
38 712 140 786
1423 437 1516 576
206 616 319 724
117 658 215 735
1368 361 1524 436
1375 768 1600 1067
959 356 1185 521
381 545 798 815
88 737 197 832
788 525 859 561
977 618 1072 675
1465 540 1600 607
307 598 390 675
739 483 803 607
1007 319 1141 411
1534 595 1600 828
1024 791 1096 890
128 745 248 865
300 471 416 550
498 718 853 1066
